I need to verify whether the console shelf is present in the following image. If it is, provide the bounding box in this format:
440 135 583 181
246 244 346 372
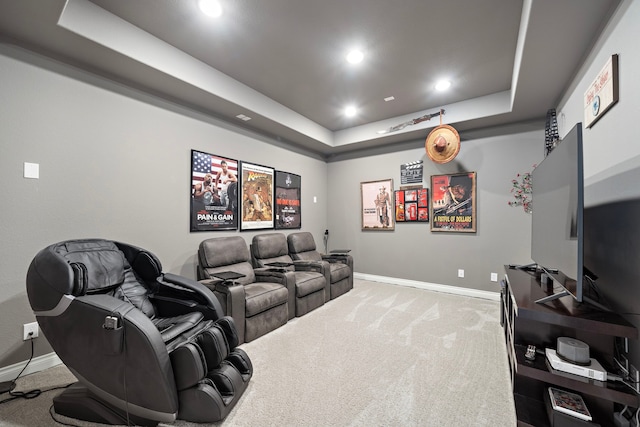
502 266 638 426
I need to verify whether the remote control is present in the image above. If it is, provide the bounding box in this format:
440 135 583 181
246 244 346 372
525 345 536 361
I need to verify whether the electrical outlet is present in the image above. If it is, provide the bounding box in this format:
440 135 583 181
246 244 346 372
23 322 39 341
458 269 464 278
630 363 640 393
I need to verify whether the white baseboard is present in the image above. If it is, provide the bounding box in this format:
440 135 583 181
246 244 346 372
0 352 62 383
354 272 501 301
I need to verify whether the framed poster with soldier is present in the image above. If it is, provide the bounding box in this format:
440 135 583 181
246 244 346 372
190 150 239 232
361 179 394 231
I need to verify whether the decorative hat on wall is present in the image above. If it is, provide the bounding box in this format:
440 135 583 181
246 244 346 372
425 124 460 164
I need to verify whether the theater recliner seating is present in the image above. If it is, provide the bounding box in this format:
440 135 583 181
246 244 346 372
287 232 353 300
26 239 252 426
197 236 294 344
250 233 329 317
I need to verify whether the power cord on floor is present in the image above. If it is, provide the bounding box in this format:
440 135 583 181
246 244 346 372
0 336 73 405
0 336 40 403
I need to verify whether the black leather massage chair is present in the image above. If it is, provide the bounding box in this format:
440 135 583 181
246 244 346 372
26 239 252 425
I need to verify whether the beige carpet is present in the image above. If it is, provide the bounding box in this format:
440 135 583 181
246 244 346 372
0 279 516 426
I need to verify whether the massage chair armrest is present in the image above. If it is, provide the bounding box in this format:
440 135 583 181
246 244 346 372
156 273 224 320
254 268 297 320
39 294 178 413
69 294 166 350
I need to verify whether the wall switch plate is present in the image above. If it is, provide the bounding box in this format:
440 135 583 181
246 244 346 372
491 272 498 282
458 269 464 278
24 162 39 179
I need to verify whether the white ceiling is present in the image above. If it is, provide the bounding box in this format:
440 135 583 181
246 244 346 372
0 0 620 159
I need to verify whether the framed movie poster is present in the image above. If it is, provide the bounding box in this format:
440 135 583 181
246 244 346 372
417 188 429 222
190 150 239 231
361 179 394 231
395 187 429 223
431 172 476 232
275 171 301 229
404 188 418 221
394 190 405 222
240 161 274 230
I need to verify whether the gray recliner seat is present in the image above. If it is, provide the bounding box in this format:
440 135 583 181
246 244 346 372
287 232 353 300
26 238 252 425
250 233 329 317
197 236 294 344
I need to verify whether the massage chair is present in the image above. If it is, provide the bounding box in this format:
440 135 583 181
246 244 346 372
26 238 252 425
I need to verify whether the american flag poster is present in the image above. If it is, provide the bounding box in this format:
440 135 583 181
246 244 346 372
190 150 239 231
240 161 274 230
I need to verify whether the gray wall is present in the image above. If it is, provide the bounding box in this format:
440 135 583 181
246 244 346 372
555 0 640 367
1 0 638 374
327 127 542 292
0 44 328 367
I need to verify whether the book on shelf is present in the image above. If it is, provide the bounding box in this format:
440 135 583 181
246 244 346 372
548 387 592 421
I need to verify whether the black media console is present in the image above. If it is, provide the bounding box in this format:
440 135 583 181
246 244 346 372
502 266 638 426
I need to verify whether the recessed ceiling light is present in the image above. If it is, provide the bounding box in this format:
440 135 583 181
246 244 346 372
384 96 395 102
346 49 364 64
236 114 251 121
377 130 388 134
199 0 223 17
435 79 452 91
344 105 357 117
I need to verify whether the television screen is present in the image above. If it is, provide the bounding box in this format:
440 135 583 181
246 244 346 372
531 123 584 303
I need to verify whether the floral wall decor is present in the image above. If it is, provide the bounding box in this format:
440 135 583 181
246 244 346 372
508 165 536 213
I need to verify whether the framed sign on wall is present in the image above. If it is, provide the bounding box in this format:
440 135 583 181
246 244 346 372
190 150 239 232
584 54 619 128
361 179 394 231
395 187 429 223
431 172 476 232
274 171 301 229
240 161 274 230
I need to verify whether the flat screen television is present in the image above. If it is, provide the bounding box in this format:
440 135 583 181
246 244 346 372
530 122 588 305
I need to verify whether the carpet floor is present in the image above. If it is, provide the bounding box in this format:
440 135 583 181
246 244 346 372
0 279 516 426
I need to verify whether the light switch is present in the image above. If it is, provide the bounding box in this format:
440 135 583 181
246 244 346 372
24 162 39 179
491 272 498 282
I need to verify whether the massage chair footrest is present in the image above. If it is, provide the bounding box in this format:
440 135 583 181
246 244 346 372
177 373 250 423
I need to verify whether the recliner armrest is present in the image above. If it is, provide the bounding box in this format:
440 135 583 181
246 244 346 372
200 280 248 344
199 278 241 290
322 253 353 268
292 260 327 274
255 268 294 282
